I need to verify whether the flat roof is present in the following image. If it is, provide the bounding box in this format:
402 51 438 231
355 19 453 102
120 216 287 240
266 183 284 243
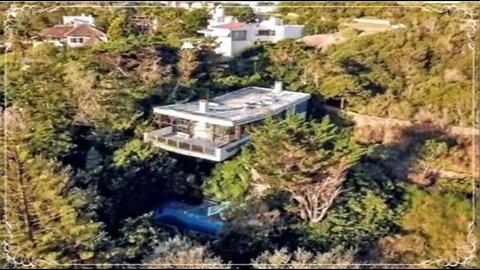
153 86 311 126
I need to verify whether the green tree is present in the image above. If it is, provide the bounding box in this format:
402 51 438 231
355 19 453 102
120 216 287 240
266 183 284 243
320 74 370 109
303 21 338 35
73 139 200 229
183 8 210 36
169 48 200 102
6 56 75 159
265 40 320 93
214 199 286 264
177 48 199 87
252 246 358 269
204 151 253 202
1 139 104 266
142 236 228 268
293 161 402 252
224 6 257 23
250 114 365 223
63 60 102 124
145 8 186 41
378 186 476 265
205 114 366 223
264 7 474 125
107 12 136 41
415 139 448 175
88 73 151 131
106 212 168 263
143 8 209 41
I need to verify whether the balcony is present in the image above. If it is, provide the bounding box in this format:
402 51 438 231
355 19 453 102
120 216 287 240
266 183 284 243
144 126 250 162
144 126 220 160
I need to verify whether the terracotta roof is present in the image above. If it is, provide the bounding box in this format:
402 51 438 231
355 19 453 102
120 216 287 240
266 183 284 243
67 24 107 38
212 22 245 30
40 24 106 38
40 25 75 38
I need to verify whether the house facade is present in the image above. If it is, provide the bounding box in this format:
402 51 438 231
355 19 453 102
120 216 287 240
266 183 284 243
197 7 304 57
38 15 108 48
144 82 311 162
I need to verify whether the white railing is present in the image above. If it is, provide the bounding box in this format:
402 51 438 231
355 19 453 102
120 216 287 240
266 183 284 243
145 127 217 157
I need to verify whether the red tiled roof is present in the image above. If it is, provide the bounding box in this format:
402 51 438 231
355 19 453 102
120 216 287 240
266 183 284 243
67 24 107 38
40 24 106 38
212 22 245 30
40 25 75 38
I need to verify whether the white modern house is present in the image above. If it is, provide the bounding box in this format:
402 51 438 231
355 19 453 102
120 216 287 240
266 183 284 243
38 15 108 48
144 82 311 162
197 7 304 57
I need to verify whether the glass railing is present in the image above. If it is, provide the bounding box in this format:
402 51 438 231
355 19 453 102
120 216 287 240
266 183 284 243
146 129 217 157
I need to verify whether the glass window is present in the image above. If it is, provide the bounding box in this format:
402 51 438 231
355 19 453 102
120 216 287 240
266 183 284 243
257 30 275 36
276 109 287 120
70 37 84 44
174 119 191 134
231 30 247 41
295 101 308 114
212 126 231 144
157 115 173 127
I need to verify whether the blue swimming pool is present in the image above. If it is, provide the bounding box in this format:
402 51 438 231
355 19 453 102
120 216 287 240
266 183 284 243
153 199 229 236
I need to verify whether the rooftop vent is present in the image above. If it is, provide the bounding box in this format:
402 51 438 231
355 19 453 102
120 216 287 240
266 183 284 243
273 81 283 93
199 99 209 113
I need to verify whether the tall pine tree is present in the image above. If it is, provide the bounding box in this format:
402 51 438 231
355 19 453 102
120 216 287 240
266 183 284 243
0 108 105 267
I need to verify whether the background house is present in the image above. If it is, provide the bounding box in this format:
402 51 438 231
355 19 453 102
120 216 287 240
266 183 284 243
38 15 108 47
197 7 304 57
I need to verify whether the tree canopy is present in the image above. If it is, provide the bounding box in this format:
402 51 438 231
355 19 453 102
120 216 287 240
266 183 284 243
1 2 477 268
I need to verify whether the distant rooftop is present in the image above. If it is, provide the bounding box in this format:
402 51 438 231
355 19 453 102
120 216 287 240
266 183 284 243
212 22 246 30
153 85 311 126
40 24 106 38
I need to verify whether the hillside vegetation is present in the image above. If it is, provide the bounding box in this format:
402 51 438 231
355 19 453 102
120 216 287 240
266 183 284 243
1 2 478 268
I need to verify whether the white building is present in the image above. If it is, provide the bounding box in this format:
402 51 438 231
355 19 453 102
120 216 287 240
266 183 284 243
62 14 95 26
38 15 108 48
144 82 311 162
197 7 304 57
